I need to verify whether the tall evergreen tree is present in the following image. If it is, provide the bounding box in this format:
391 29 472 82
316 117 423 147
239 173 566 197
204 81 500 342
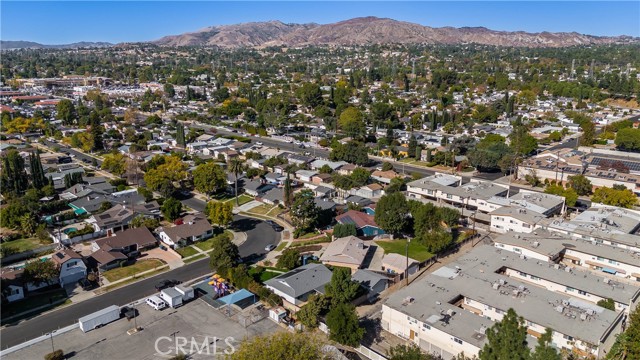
408 135 418 159
1 149 28 196
29 152 47 189
479 308 530 360
284 170 293 208
176 123 186 148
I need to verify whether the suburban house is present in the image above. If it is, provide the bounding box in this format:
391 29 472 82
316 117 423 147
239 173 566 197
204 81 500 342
296 169 318 182
381 253 419 277
90 227 157 270
51 249 87 287
87 204 136 234
351 184 384 199
352 269 389 300
336 210 385 237
261 187 285 205
371 170 403 185
264 263 333 310
158 213 214 248
243 179 274 197
311 173 332 185
320 236 370 272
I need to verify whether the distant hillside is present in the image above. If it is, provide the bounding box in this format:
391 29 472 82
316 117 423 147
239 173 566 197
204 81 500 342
0 41 113 50
152 16 638 48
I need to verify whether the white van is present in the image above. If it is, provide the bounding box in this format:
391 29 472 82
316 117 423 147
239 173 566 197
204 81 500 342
146 295 167 310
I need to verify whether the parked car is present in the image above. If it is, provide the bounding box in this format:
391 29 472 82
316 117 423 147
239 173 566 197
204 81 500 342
255 141 263 145
78 278 96 291
155 279 181 291
146 295 167 311
120 306 138 320
265 244 276 252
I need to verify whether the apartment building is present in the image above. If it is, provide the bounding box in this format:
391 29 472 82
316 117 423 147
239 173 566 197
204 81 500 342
382 245 631 359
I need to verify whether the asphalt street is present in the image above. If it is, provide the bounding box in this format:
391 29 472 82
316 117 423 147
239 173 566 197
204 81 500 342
0 212 278 350
41 140 103 166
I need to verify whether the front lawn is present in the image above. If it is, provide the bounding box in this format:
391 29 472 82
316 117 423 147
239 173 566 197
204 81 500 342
102 259 166 282
249 267 281 283
226 194 253 206
194 231 232 252
274 242 289 251
184 254 206 264
176 246 199 258
247 204 273 215
375 240 434 262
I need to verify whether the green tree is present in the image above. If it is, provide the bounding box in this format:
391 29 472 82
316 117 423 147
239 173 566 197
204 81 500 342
615 128 640 151
291 189 320 235
29 152 47 189
1 149 28 196
230 332 329 360
143 155 187 197
22 259 58 286
374 192 409 235
192 162 227 198
468 135 512 172
326 303 364 347
161 197 182 221
130 215 160 229
325 267 360 305
277 248 301 270
297 82 323 108
388 344 434 360
479 308 530 360
567 174 592 196
597 298 615 311
530 329 561 360
163 83 175 98
102 152 127 176
544 184 578 207
228 158 245 206
606 306 640 360
284 171 293 208
208 234 239 277
381 161 394 171
296 293 328 329
205 201 234 228
175 123 186 148
580 120 595 146
56 99 76 125
332 223 357 238
338 107 365 139
329 141 370 166
592 187 637 208
408 135 418 159
20 213 37 236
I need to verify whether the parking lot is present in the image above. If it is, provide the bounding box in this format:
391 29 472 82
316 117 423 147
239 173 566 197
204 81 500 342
4 297 281 360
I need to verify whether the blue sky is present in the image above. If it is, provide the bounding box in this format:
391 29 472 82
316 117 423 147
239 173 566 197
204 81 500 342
2 1 639 44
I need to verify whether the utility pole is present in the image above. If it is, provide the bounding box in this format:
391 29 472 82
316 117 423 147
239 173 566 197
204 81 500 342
405 239 410 286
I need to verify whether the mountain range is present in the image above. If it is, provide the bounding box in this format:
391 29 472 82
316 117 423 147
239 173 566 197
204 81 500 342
152 17 638 48
3 17 637 50
0 40 113 50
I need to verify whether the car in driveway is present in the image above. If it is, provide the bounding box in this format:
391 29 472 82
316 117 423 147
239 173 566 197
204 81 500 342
264 244 276 252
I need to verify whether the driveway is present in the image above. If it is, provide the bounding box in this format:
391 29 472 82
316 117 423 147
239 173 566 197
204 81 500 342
143 247 183 269
236 200 263 213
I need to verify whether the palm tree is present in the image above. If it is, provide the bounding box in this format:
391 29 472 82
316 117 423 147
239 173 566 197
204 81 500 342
228 158 245 206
